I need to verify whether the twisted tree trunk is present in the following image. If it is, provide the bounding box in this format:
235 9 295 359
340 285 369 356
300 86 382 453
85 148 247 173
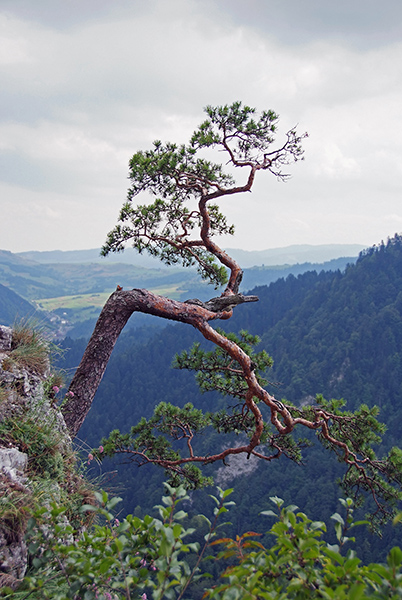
61 289 257 437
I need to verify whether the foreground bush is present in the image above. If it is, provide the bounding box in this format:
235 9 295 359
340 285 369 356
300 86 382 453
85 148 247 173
3 486 402 599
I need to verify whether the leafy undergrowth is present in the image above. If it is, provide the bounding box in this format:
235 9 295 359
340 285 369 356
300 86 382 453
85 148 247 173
3 485 402 600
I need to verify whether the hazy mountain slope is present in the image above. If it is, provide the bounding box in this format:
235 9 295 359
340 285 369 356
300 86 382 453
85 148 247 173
1 246 358 339
17 243 364 268
227 243 365 267
0 249 191 300
240 256 352 290
0 282 38 327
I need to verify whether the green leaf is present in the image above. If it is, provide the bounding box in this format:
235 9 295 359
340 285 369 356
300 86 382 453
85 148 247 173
331 512 345 526
173 523 183 538
325 548 344 564
348 583 366 600
221 488 234 499
334 521 343 542
174 510 187 520
260 510 277 518
387 546 402 568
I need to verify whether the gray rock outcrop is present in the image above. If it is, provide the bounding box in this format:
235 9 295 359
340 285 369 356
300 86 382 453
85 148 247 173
0 325 72 590
0 448 29 588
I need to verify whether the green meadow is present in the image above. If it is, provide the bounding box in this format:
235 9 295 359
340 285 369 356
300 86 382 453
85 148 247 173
36 284 184 313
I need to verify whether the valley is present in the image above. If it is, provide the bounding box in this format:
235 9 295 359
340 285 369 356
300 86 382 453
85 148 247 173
51 234 402 564
3 237 402 564
0 245 359 338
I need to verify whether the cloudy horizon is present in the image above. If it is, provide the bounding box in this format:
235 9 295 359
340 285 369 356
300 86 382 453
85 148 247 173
1 0 402 253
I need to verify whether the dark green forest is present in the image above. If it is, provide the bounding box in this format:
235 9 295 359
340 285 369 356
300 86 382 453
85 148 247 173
55 234 402 563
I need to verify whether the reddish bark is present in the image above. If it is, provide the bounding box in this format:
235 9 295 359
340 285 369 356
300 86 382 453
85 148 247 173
61 289 256 437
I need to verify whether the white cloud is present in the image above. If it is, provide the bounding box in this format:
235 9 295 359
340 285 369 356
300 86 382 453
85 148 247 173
0 15 34 66
1 0 402 252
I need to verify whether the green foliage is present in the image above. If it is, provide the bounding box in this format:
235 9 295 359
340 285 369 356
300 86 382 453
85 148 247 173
102 197 233 287
174 329 273 401
0 400 96 536
6 485 233 600
190 102 305 169
0 484 34 547
206 496 402 599
125 140 234 200
6 486 402 600
102 102 306 287
286 395 402 529
0 412 63 479
95 403 213 490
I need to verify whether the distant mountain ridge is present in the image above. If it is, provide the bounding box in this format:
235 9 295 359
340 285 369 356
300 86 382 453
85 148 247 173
16 243 365 269
0 246 362 337
0 249 189 301
225 244 365 268
241 256 354 290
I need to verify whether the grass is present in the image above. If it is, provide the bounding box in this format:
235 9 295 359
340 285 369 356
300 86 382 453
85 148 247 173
0 386 6 404
36 292 111 311
2 322 50 376
0 403 97 540
36 284 186 313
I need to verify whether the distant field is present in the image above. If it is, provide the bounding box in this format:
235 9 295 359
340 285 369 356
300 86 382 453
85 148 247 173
36 292 111 311
36 284 184 312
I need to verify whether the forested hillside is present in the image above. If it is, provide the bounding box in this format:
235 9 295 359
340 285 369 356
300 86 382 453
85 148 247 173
58 234 402 562
258 238 402 428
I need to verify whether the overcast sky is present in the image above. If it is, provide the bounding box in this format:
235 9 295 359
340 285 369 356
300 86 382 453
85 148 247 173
1 0 402 253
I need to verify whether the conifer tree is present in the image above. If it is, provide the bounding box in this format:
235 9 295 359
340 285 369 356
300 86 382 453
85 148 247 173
61 102 402 525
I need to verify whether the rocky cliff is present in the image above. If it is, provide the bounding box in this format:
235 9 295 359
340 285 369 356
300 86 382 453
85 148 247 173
0 324 91 591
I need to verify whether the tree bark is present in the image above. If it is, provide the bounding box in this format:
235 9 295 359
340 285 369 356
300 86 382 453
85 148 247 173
61 289 257 437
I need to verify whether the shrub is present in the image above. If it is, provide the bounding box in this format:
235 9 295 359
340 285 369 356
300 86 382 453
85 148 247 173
4 487 402 600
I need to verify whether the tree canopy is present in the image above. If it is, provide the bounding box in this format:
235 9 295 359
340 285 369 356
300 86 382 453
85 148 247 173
101 102 306 288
